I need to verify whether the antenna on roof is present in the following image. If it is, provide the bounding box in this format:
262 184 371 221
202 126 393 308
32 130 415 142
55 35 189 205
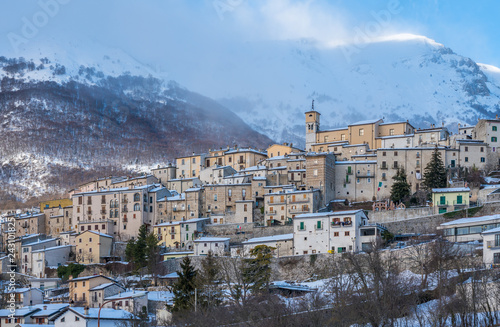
311 99 314 111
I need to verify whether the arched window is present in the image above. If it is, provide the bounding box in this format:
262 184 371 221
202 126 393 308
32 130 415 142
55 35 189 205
134 193 140 202
134 203 140 211
114 209 119 217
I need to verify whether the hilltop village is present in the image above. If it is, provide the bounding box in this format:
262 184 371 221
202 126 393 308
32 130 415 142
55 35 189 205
3 108 500 325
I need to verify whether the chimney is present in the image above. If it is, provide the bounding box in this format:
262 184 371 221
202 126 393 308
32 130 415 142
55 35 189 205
458 123 461 128
84 306 89 315
43 305 47 310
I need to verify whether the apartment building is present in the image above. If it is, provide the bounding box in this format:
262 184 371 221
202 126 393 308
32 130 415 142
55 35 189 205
176 153 207 178
293 210 382 254
72 184 169 241
21 238 58 275
205 147 267 171
203 183 251 217
267 143 303 158
68 275 119 306
155 221 182 249
75 231 113 264
305 153 335 206
334 160 377 202
16 213 46 238
264 188 321 226
151 164 176 184
31 245 73 278
44 205 73 236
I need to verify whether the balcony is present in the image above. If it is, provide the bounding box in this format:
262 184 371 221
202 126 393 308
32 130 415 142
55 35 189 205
100 210 107 215
122 208 128 212
266 210 277 215
267 200 285 204
101 200 106 204
392 165 399 169
290 199 309 204
122 218 128 223
356 174 372 178
437 201 449 207
290 208 310 214
487 241 500 249
331 221 352 227
86 210 92 215
122 198 129 204
380 165 388 170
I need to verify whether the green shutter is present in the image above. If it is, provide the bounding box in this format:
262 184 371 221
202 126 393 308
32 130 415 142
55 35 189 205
440 196 446 205
300 222 305 230
457 195 462 204
317 221 321 229
347 166 352 174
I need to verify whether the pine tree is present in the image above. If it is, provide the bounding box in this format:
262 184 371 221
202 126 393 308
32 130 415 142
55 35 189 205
423 147 448 191
198 251 223 308
242 245 274 294
390 168 411 203
172 256 198 312
145 232 160 277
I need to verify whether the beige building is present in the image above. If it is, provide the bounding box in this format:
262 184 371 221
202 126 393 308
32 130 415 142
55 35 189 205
72 184 169 241
167 177 201 193
472 118 500 157
267 143 302 158
457 139 494 172
151 164 176 184
160 187 203 223
176 153 207 179
205 147 267 171
305 153 335 206
16 213 46 238
203 183 251 217
44 205 73 236
334 160 377 202
75 231 113 264
264 188 321 226
199 165 237 185
69 275 118 306
155 221 181 249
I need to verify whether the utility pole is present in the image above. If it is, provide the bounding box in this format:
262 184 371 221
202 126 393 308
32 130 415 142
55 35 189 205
194 288 197 312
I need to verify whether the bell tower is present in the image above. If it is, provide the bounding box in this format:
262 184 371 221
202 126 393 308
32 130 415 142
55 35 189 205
305 100 320 152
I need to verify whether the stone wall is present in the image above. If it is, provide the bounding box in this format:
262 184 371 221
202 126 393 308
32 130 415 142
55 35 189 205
369 206 434 223
204 223 293 243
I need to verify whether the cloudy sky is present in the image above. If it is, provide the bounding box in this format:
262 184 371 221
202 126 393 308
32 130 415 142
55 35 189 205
1 1 498 62
1 0 499 97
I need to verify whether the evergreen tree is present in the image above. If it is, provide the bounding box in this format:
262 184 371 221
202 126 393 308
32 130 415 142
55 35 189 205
198 251 223 308
145 232 160 277
390 168 411 203
423 147 448 191
172 256 198 312
242 245 274 294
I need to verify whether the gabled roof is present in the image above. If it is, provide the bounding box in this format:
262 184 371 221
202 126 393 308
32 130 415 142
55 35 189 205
70 275 117 283
89 282 124 291
77 230 113 239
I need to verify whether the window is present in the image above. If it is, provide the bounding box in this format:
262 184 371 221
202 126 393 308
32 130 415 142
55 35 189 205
181 159 185 165
89 237 92 242
492 137 498 142
214 194 217 201
465 157 469 162
316 221 322 229
393 161 398 168
457 195 463 204
464 146 468 152
345 231 350 236
394 151 398 156
341 134 346 140
134 203 140 211
481 147 484 152
389 129 394 136
299 222 305 231
313 169 318 176
440 196 446 205
334 232 339 237
481 157 486 162
359 128 364 136
493 126 498 131
192 158 196 163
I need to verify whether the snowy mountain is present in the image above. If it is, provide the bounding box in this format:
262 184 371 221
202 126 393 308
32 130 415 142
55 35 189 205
200 35 500 146
0 45 272 205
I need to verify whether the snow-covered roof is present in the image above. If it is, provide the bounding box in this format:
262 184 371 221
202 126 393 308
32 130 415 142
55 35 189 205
194 237 230 242
295 210 365 219
432 187 470 193
104 290 147 300
89 282 121 291
148 291 174 302
440 214 500 227
335 160 377 164
482 227 500 235
167 193 185 201
252 176 267 181
242 233 294 244
23 238 58 247
267 155 287 161
79 230 113 239
185 187 202 192
70 275 116 282
224 148 266 155
69 307 135 320
155 221 182 227
0 307 39 317
349 119 383 126
32 244 73 253
6 287 43 294
182 217 210 224
30 303 69 317
379 121 409 126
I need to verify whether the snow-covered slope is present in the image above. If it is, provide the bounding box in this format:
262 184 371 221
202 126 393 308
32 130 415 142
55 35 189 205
206 35 500 147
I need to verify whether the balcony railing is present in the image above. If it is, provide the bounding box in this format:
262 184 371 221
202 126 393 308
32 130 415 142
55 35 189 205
290 199 309 204
266 210 277 215
331 221 352 227
100 210 107 215
267 200 285 204
380 166 388 170
290 208 310 214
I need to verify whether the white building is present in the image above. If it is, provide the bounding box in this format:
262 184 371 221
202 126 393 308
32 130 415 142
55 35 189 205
103 290 148 313
179 218 209 250
31 245 73 278
439 214 500 242
54 307 135 327
482 227 500 267
6 287 44 308
193 237 230 256
20 238 59 275
293 210 383 255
